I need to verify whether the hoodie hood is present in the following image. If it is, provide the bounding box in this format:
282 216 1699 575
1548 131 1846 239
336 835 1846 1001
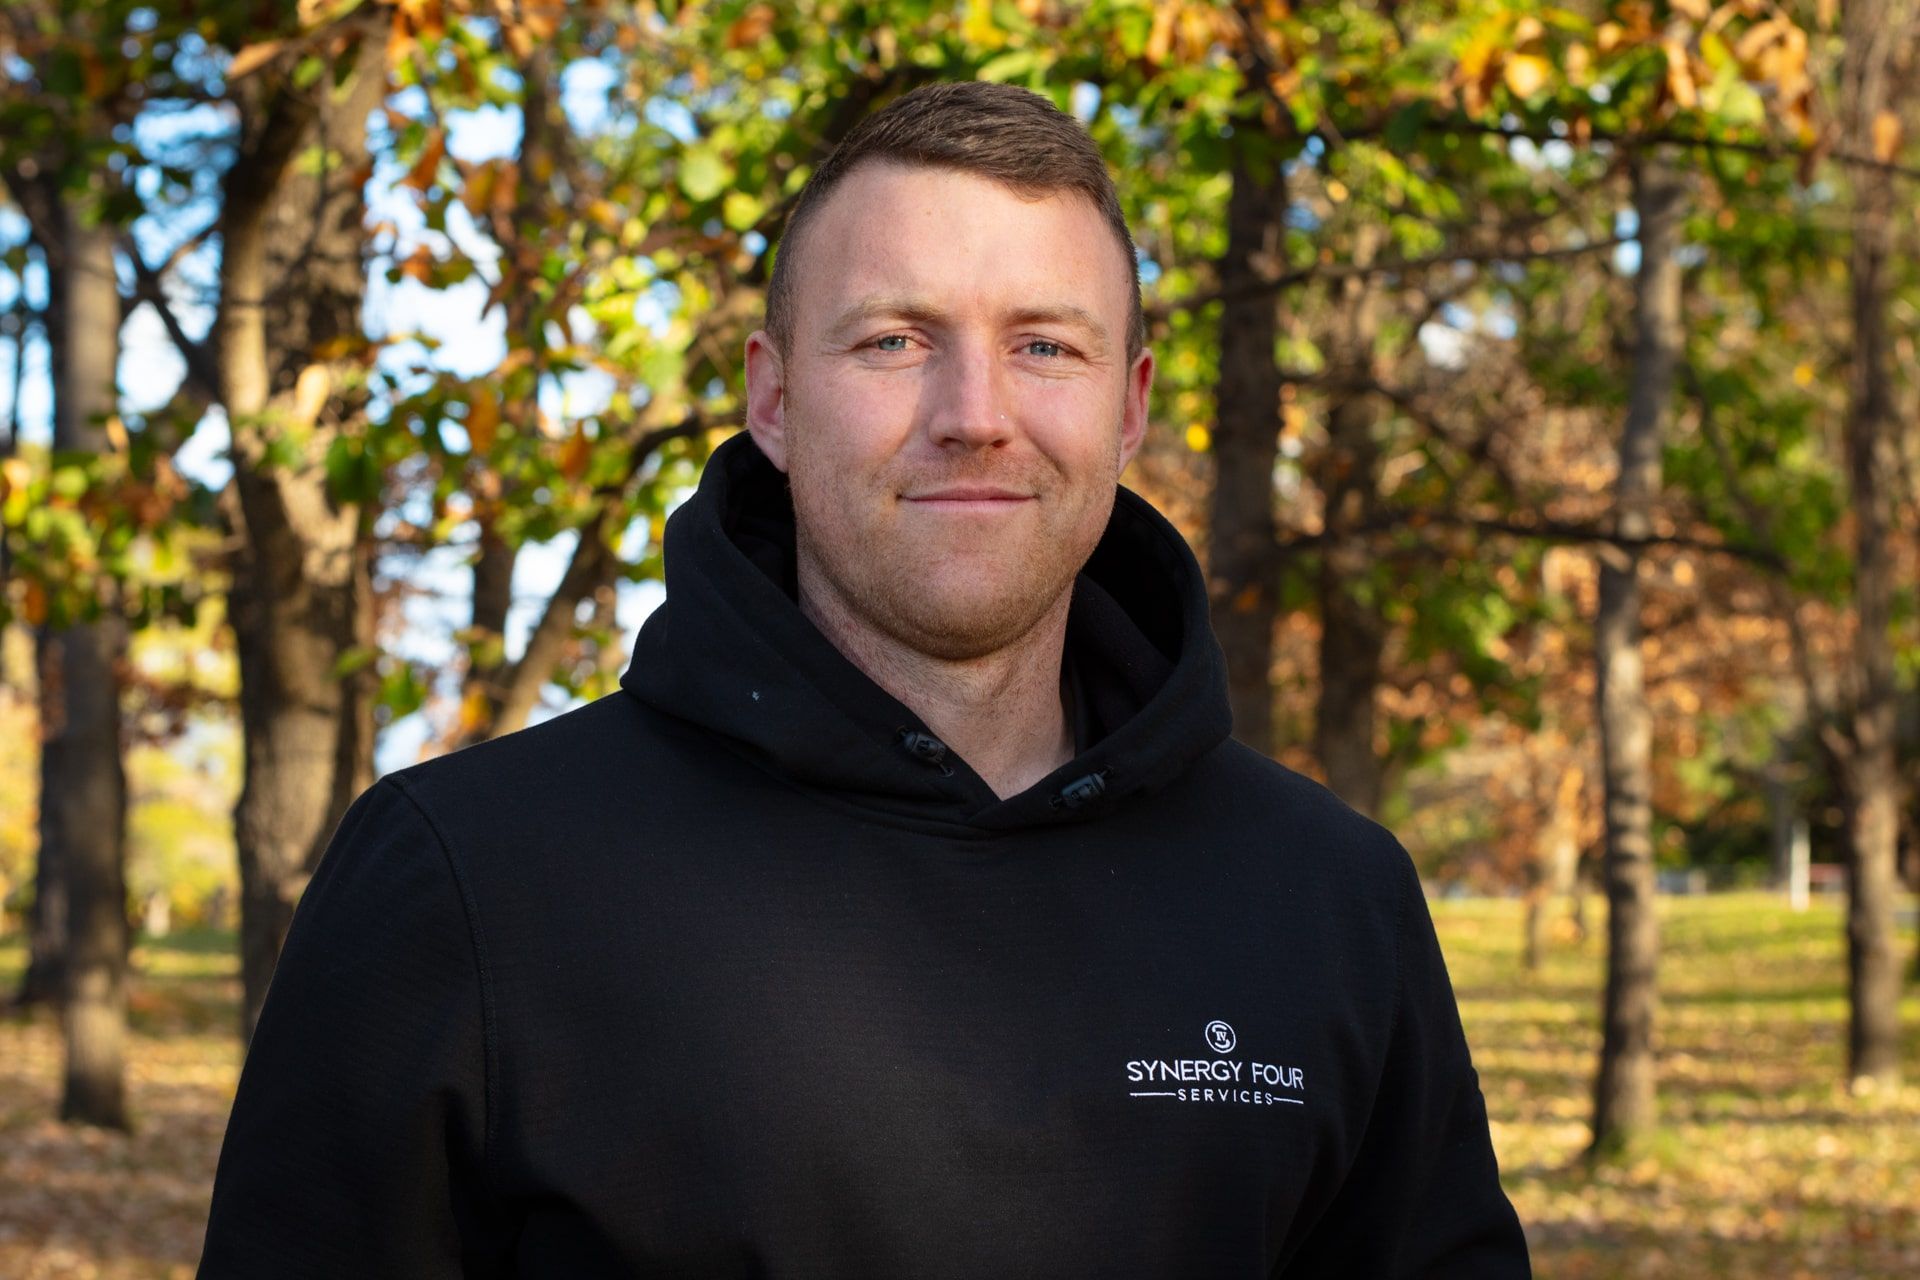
620 431 1231 833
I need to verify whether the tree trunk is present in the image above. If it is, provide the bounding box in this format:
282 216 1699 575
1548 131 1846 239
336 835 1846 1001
1589 151 1684 1158
1207 143 1286 757
1835 0 1911 1090
1525 760 1584 971
219 18 387 1044
1313 237 1386 815
40 205 131 1129
9 179 65 1012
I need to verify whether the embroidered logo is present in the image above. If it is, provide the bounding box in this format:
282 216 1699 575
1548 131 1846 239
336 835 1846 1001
1125 1017 1305 1107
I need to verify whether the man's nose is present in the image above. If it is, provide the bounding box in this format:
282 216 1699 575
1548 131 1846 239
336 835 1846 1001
925 343 1014 450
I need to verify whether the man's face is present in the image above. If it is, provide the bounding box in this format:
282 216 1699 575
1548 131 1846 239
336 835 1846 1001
744 161 1153 662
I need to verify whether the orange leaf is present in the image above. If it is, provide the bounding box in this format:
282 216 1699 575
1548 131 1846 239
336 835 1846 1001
1872 110 1902 164
404 128 446 193
523 2 563 40
466 385 500 455
559 427 592 481
228 41 284 81
491 161 521 219
726 3 775 48
1145 4 1176 65
398 245 436 282
1662 39 1698 110
21 577 47 627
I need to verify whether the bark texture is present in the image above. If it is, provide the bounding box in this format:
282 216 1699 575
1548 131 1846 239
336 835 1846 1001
1207 145 1286 757
1834 0 1911 1089
44 207 131 1129
219 19 386 1043
1313 232 1386 816
7 174 66 1012
1590 151 1684 1157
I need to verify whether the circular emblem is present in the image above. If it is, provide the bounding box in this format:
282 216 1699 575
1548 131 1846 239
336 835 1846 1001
1203 1020 1237 1054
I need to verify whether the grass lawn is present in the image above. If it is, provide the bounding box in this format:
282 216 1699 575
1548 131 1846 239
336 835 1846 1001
1 892 1916 1277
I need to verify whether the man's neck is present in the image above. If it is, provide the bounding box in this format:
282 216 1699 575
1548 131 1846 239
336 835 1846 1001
796 572 1076 802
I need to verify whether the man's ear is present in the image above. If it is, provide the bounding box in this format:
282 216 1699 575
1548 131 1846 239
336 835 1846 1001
1117 346 1154 475
744 328 790 472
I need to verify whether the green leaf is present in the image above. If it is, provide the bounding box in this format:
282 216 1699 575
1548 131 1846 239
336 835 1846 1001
678 147 733 202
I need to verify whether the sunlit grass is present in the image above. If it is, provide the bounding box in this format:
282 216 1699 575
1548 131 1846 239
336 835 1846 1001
1438 892 1920 1279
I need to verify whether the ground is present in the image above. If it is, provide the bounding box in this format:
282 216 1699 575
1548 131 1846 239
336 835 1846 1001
1 893 1916 1277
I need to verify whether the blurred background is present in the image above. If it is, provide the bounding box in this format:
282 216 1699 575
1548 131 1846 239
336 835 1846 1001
2 1 1918 1276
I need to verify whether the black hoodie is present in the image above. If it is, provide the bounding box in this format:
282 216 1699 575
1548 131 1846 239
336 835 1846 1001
198 431 1529 1278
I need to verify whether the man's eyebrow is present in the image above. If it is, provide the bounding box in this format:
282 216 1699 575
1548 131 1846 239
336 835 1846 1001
1004 303 1109 344
826 295 948 335
826 296 1114 351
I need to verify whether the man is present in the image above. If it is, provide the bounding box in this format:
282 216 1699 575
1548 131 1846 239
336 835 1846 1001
198 81 1529 1277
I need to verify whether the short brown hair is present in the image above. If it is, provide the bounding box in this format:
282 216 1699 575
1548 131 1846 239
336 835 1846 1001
763 80 1145 364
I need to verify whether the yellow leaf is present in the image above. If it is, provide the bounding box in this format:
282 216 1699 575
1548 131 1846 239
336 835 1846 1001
1663 39 1698 109
457 686 492 737
586 198 623 232
1145 3 1177 65
292 364 332 428
1504 53 1551 100
466 385 499 455
1792 362 1815 388
1185 423 1211 452
462 160 500 221
963 0 1002 48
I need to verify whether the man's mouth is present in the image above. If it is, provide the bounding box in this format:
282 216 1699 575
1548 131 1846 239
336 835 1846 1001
901 486 1034 503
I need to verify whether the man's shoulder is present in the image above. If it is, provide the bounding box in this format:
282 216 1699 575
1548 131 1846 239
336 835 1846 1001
1179 736 1417 885
376 690 682 840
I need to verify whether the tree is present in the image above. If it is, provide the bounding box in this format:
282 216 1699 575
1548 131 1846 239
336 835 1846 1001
1209 127 1288 756
215 10 389 1041
1589 147 1685 1157
1832 0 1912 1090
1 0 147 1127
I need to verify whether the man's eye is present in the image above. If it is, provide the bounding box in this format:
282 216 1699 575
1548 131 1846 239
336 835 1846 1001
1024 339 1065 358
874 335 909 352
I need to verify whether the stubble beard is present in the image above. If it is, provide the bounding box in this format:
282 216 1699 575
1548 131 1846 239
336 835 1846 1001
784 420 1120 666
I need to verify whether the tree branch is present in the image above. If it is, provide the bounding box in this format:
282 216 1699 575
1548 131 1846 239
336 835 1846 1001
1147 234 1629 325
1275 507 1784 569
121 231 223 401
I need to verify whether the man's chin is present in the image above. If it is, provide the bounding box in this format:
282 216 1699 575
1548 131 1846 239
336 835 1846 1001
876 588 1069 662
